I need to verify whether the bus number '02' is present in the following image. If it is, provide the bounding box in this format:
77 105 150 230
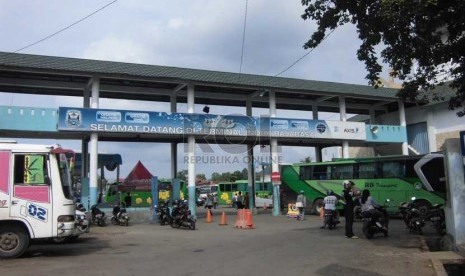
27 203 48 222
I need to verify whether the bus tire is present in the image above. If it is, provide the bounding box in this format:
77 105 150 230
0 225 30 259
312 199 324 215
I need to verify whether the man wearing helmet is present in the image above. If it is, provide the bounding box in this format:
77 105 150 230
343 180 358 239
321 190 339 229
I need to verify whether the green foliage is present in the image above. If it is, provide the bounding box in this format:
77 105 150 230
301 0 465 116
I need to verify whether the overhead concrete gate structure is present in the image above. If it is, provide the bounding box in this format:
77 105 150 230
0 52 411 217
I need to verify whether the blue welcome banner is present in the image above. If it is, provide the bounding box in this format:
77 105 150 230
58 107 367 140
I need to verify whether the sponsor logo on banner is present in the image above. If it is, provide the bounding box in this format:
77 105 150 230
270 119 289 129
96 111 121 122
344 128 359 134
65 109 82 127
290 121 308 129
316 123 327 133
125 112 150 123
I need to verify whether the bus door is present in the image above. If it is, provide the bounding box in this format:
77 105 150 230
0 151 11 219
10 154 52 238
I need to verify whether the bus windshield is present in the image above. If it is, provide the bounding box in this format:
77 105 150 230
56 152 74 200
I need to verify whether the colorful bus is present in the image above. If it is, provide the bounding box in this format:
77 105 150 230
217 180 272 206
281 153 445 215
0 143 76 258
105 179 187 207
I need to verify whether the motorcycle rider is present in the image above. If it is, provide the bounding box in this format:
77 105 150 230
360 189 385 228
321 190 339 229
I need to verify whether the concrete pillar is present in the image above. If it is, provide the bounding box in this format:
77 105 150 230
89 76 100 206
443 139 465 249
171 92 178 180
246 97 256 211
187 84 196 216
427 111 437 152
339 96 349 158
398 100 408 155
269 90 280 216
313 104 322 162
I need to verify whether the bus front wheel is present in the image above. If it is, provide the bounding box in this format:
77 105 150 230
312 199 324 215
0 225 30 259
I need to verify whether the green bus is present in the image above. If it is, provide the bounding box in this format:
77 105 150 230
105 179 187 207
217 180 273 206
281 153 445 215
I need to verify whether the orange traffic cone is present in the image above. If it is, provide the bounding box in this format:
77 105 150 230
319 206 324 220
206 209 212 223
219 211 228 226
245 210 255 229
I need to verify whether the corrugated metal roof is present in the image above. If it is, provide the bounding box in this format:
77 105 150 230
0 51 399 98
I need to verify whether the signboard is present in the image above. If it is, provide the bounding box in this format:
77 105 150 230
58 107 366 141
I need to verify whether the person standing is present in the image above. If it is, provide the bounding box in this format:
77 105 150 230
124 192 132 207
296 190 306 221
213 193 218 209
205 193 213 216
243 192 250 209
343 180 358 239
236 191 243 209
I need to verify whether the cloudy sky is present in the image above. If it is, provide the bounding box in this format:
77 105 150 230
0 0 381 180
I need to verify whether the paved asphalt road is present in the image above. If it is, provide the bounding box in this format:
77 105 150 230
0 210 441 276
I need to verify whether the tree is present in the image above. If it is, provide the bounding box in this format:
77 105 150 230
196 173 206 180
300 156 312 163
301 1 465 115
176 170 188 182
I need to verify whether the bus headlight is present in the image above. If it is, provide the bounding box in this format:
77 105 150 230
58 215 75 222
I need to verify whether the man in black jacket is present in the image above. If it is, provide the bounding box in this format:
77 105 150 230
343 180 358 239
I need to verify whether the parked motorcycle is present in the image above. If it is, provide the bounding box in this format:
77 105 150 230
426 203 446 235
323 209 339 229
156 200 172 225
170 200 196 230
399 198 425 234
111 204 130 226
362 200 389 239
90 205 106 227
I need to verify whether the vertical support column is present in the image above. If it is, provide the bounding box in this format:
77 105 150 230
81 80 91 207
89 76 100 207
369 108 376 124
369 108 377 156
246 97 255 211
427 111 436 153
313 104 322 162
339 96 349 158
151 176 159 222
187 84 196 217
269 90 280 216
171 92 178 180
398 100 408 155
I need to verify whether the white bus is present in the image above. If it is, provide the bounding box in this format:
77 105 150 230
0 143 76 258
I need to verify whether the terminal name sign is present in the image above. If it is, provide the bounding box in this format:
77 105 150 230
58 107 366 140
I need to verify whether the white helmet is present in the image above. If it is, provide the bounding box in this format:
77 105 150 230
343 180 354 189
